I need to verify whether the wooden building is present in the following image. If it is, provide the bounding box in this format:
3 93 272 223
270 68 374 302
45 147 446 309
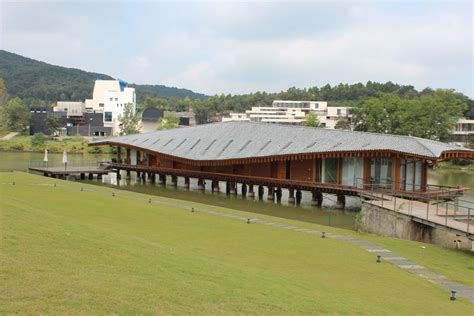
89 122 474 207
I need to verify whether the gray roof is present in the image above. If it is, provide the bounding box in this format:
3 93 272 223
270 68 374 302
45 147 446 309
89 121 473 161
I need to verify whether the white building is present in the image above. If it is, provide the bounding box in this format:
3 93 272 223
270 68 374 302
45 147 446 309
85 80 136 135
222 100 352 129
453 118 474 136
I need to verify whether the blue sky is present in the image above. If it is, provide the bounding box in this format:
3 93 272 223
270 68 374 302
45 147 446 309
1 1 472 97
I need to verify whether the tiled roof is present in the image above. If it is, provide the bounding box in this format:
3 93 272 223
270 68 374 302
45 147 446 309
89 121 473 160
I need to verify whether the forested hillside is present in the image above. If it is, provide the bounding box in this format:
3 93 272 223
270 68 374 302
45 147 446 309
0 50 207 104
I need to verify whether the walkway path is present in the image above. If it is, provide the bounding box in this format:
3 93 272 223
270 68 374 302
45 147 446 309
5 178 474 304
1 132 18 140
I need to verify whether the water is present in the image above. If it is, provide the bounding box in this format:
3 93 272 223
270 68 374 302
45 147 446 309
2 151 473 230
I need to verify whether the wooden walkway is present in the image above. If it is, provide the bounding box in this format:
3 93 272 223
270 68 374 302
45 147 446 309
28 166 111 178
365 194 473 237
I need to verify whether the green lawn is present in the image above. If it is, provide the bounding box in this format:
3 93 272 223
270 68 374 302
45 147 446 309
1 172 473 314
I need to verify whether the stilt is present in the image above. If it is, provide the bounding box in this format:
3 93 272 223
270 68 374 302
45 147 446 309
80 173 85 180
126 170 131 180
276 187 282 203
136 171 141 179
226 182 231 195
267 186 274 201
212 180 219 193
97 174 102 180
141 172 146 182
150 173 156 184
335 194 346 209
88 173 93 180
184 177 190 189
159 174 166 185
116 171 121 180
288 189 295 204
248 184 255 198
197 178 205 191
311 190 320 206
230 182 237 195
241 184 247 197
258 185 264 200
296 189 302 205
171 175 178 186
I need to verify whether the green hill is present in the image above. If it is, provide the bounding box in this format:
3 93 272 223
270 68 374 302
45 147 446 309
0 50 207 104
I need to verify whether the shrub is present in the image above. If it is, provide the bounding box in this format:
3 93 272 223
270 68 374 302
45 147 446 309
31 133 47 148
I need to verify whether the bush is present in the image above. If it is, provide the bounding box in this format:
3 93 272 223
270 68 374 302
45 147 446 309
31 133 47 148
451 158 471 166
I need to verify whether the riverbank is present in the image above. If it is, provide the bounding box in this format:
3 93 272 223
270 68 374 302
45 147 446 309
438 160 474 171
1 172 473 314
0 135 112 154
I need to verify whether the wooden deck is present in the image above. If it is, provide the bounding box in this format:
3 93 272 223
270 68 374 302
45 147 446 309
29 166 111 178
365 193 473 237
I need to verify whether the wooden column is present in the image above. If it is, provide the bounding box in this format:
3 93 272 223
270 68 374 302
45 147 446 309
126 148 131 164
117 146 121 162
392 157 400 192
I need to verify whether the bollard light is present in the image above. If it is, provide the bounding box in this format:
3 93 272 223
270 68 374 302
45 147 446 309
148 198 151 204
450 290 456 301
321 232 326 238
191 207 195 212
247 218 251 224
112 192 115 197
376 255 381 263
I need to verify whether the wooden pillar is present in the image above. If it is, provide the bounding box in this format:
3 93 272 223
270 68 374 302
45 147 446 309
258 185 264 200
392 157 400 191
267 186 274 201
335 194 345 209
288 188 295 203
248 184 255 198
241 183 247 197
184 177 190 189
229 182 237 195
116 170 121 180
126 148 131 164
275 187 282 203
197 178 205 190
159 174 166 185
126 169 131 180
171 175 178 186
363 158 371 188
80 173 85 180
311 190 322 207
212 180 219 193
150 173 156 184
88 173 93 180
421 160 428 192
295 189 302 205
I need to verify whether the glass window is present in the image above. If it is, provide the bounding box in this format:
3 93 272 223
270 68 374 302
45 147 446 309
342 158 363 187
104 112 112 122
323 158 338 184
415 161 423 190
370 158 392 188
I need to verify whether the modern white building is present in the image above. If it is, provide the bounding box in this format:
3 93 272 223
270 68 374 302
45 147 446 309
222 100 352 129
453 118 474 136
85 80 136 135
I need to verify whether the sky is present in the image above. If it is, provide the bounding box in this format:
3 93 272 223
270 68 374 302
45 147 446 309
1 0 472 97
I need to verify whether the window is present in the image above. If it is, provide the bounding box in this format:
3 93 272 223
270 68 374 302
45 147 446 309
99 103 104 107
109 98 113 101
115 98 118 101
337 109 342 115
104 112 112 122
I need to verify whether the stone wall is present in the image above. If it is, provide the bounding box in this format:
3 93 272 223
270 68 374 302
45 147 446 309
358 202 473 251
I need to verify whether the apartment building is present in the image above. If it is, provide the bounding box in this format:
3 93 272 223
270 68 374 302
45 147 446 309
222 100 352 129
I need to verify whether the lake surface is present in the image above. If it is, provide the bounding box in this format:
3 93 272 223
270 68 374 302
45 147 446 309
2 151 474 230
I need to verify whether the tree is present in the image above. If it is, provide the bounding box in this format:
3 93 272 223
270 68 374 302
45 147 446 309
0 78 8 106
1 97 31 132
334 117 351 130
44 115 62 135
119 103 140 135
303 112 320 127
157 113 179 130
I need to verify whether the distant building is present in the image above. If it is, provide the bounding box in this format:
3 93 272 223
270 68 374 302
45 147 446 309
85 79 136 135
140 107 164 133
222 100 352 129
450 117 474 148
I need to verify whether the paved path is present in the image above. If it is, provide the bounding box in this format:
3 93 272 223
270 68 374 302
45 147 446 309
5 179 474 303
1 132 18 140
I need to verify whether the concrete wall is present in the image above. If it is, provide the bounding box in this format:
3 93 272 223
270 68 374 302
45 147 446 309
358 202 473 251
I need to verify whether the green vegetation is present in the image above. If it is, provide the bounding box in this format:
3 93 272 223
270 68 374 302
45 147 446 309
353 90 467 141
0 50 206 103
0 135 111 154
119 103 141 135
1 172 473 314
157 113 179 130
438 160 474 171
0 97 31 132
303 112 320 127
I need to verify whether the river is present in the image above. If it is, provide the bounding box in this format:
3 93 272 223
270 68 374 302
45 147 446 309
2 151 473 231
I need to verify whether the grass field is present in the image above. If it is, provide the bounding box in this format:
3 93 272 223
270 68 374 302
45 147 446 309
1 172 473 314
